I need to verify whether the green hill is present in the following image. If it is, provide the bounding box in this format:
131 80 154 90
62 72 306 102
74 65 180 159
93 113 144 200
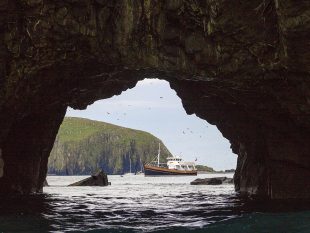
195 165 215 172
48 117 172 175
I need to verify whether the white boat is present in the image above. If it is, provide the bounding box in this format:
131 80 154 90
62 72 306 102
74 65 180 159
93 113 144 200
134 158 144 175
144 144 197 176
123 154 135 176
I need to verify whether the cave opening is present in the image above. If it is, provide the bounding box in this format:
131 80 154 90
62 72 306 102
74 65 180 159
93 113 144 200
48 78 236 176
2 66 309 199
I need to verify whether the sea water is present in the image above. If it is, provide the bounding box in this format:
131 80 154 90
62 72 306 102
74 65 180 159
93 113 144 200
0 173 309 233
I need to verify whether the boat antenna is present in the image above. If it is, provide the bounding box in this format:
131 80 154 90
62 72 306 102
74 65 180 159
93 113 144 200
157 143 161 166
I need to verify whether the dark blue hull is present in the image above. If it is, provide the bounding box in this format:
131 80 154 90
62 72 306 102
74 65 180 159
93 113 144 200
144 166 197 176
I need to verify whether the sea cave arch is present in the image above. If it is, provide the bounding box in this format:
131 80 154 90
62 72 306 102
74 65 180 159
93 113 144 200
55 78 237 176
0 0 309 199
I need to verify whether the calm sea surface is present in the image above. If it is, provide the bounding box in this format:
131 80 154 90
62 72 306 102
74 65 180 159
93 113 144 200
0 173 309 233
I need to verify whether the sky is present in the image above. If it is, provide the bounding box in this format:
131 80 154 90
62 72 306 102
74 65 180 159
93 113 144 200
66 79 237 171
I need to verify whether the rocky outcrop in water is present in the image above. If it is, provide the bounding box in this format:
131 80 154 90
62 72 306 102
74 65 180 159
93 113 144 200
0 1 309 199
191 177 233 185
68 170 109 186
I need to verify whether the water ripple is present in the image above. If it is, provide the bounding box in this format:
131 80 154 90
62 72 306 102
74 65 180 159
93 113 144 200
0 174 309 232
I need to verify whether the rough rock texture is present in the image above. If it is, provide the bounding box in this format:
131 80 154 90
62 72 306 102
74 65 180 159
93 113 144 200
190 177 233 185
68 170 109 187
0 1 309 199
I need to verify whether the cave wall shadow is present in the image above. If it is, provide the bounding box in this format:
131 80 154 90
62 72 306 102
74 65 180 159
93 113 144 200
0 0 309 199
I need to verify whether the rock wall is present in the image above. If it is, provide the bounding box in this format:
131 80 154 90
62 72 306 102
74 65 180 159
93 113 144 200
0 0 309 198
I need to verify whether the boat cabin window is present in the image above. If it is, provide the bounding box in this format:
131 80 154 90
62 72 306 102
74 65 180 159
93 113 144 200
168 158 182 162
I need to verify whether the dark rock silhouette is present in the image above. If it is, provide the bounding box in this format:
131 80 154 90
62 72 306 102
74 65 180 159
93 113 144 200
191 177 234 185
68 171 109 187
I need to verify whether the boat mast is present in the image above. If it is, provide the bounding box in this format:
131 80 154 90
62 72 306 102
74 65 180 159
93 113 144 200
140 157 143 172
157 143 161 166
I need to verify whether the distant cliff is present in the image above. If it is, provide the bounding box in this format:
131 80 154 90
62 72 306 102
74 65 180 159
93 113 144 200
48 117 172 175
196 165 215 173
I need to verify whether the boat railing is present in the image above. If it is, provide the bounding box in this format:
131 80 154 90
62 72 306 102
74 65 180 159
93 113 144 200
146 162 168 168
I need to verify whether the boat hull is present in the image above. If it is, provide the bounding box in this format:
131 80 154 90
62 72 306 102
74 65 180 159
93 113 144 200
144 165 197 176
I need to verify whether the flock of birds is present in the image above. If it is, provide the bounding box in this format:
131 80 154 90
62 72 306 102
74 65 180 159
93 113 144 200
65 80 218 163
102 96 208 139
67 80 210 140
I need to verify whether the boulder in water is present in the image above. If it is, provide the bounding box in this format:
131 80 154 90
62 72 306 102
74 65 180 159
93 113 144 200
190 177 233 185
68 170 110 186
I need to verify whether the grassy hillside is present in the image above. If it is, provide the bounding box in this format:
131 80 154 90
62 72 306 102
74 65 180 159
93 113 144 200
48 117 172 175
196 165 215 172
